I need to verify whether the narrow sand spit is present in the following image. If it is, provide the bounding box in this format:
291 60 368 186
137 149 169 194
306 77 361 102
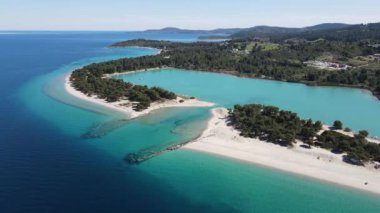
65 74 214 119
184 108 380 195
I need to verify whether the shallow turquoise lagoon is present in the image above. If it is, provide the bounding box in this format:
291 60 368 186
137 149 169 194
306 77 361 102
116 68 380 137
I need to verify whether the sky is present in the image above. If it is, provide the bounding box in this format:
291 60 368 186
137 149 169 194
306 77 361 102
1 0 380 31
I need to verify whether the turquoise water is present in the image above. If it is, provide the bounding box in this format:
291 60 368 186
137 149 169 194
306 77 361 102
143 150 380 212
2 32 380 212
116 69 380 137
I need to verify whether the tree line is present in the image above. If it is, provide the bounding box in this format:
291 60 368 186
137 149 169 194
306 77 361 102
228 104 380 165
70 65 176 111
231 23 380 42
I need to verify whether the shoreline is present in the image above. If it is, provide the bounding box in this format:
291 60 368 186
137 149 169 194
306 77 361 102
184 108 380 195
64 74 214 119
106 66 175 78
109 45 162 54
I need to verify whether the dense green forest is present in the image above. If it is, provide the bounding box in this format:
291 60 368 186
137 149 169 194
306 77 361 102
228 104 323 147
231 23 380 42
70 66 176 111
228 104 380 165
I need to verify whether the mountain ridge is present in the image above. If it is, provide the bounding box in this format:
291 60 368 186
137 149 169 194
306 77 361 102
133 27 242 35
131 23 351 35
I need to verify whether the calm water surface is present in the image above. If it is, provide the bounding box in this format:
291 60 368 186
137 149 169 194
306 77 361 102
116 69 380 136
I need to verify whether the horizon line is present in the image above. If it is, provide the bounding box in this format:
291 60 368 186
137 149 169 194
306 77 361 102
1 21 378 32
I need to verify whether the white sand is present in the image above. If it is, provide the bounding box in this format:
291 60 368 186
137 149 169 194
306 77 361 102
64 75 214 119
184 108 380 195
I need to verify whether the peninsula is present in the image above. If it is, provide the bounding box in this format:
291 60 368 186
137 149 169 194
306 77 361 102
185 107 380 195
66 73 213 119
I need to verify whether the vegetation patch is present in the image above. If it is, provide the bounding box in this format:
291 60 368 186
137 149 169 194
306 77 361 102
228 104 380 165
228 104 322 147
70 66 176 111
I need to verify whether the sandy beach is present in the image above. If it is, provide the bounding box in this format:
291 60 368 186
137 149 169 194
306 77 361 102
184 108 380 195
64 75 214 119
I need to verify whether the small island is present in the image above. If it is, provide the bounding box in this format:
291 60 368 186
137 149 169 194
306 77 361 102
227 104 380 165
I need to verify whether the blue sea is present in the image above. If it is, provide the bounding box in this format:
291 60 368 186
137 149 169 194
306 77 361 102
0 31 379 213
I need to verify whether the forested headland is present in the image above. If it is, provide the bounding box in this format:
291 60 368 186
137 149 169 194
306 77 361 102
70 65 176 111
228 104 380 165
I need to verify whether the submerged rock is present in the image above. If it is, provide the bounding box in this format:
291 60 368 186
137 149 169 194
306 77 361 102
125 139 196 165
82 119 130 139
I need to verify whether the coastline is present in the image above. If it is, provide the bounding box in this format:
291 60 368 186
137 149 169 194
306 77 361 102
65 62 380 193
109 45 162 53
184 108 380 195
106 66 174 77
64 74 214 119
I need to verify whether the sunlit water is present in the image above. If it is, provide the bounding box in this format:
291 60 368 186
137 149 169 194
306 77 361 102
1 32 379 213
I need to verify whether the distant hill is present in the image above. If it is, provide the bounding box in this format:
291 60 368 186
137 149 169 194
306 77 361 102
231 23 351 39
132 23 380 42
135 24 351 38
230 23 380 42
295 23 380 42
136 27 242 35
304 23 351 31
